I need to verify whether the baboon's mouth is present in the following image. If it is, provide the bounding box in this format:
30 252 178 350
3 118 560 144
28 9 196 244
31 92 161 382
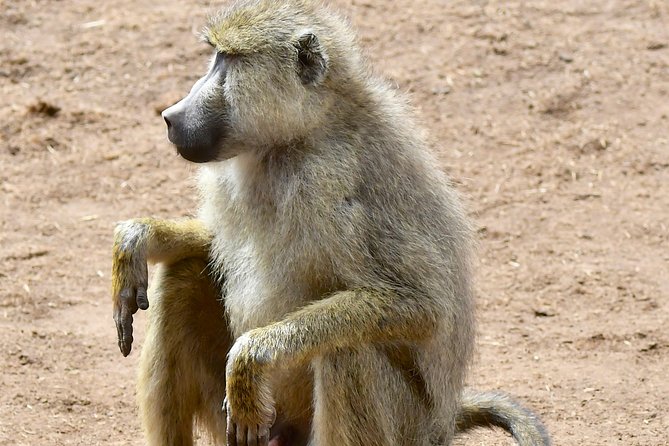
174 144 219 164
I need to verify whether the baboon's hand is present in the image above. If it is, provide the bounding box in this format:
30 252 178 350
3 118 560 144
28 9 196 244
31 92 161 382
223 396 274 446
111 220 150 357
224 333 276 446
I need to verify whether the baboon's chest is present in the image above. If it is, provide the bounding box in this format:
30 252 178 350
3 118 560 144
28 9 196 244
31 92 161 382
198 162 344 336
213 220 336 336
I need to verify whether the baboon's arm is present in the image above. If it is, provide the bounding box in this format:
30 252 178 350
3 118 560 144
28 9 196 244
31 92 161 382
224 288 442 430
111 217 212 356
113 217 212 265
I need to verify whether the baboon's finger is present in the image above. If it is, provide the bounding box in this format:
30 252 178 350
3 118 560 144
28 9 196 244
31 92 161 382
118 303 134 357
236 423 248 446
257 425 269 446
247 426 257 446
119 287 139 314
114 286 140 356
226 410 236 446
137 258 149 305
113 308 124 353
247 424 269 446
136 287 149 310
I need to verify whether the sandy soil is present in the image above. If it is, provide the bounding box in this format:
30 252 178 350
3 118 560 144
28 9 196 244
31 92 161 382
1 0 668 445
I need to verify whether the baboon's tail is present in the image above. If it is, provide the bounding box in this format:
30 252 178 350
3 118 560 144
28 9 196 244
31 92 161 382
456 389 551 446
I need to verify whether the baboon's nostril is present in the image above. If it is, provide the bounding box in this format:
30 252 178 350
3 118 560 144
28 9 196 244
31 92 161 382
164 115 172 129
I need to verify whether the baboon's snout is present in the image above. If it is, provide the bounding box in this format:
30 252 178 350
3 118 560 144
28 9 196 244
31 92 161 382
161 99 223 164
163 114 172 130
161 102 186 147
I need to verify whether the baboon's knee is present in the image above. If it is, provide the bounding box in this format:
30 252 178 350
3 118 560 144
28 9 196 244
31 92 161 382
152 257 213 297
149 258 223 324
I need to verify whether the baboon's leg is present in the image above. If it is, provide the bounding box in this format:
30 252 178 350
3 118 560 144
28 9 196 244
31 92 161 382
137 257 231 446
310 346 434 446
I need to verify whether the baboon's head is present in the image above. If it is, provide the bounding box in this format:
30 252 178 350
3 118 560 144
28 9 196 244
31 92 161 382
162 0 357 163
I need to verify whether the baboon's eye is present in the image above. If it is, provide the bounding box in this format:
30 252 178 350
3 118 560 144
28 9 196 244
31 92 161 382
212 52 230 82
200 33 216 48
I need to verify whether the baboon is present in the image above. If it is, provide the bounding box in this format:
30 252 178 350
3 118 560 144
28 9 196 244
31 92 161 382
111 1 551 445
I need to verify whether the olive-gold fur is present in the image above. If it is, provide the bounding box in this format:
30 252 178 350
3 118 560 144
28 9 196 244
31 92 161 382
110 0 551 445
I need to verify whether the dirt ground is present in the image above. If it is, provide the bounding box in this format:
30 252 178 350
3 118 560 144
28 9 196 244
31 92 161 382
1 0 667 445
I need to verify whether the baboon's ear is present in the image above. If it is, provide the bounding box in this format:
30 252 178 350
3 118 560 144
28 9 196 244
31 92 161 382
295 31 329 86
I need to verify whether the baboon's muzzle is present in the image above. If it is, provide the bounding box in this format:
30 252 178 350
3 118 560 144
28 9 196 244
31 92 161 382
161 52 228 164
162 99 222 164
